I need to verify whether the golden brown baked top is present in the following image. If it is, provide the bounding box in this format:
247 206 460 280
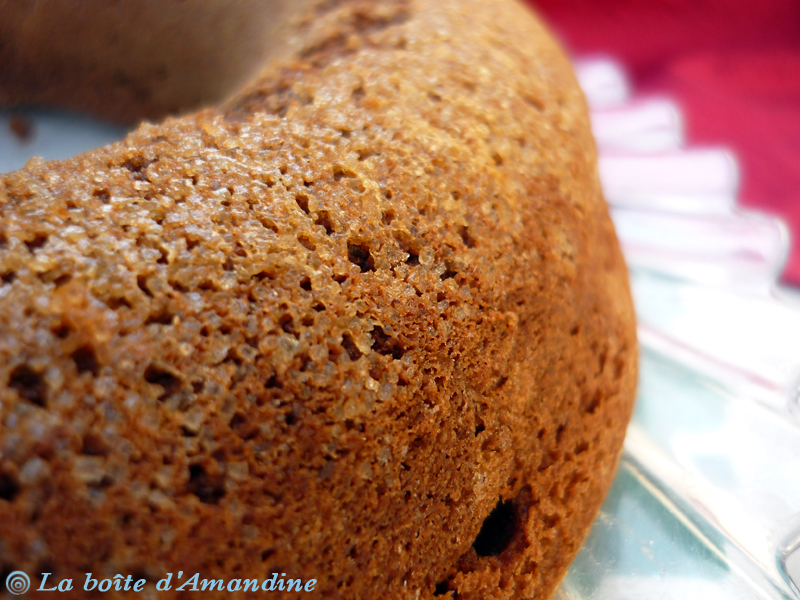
0 1 637 598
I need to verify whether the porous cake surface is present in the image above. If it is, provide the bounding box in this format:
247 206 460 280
0 1 637 598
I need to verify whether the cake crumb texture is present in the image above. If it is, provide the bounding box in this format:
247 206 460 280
0 0 637 598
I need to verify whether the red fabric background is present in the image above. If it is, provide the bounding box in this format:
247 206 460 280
529 0 800 283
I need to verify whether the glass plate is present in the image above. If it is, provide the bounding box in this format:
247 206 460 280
564 57 800 600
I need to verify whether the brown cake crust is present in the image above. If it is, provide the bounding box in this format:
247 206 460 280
0 1 637 598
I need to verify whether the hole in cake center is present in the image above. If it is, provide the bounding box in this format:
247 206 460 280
1 109 128 175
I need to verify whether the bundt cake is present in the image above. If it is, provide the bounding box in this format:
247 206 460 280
0 0 637 598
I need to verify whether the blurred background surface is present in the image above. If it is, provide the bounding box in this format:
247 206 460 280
532 0 800 284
